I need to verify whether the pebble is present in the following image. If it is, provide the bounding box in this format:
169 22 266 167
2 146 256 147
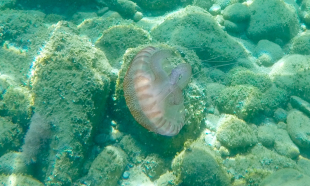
123 171 130 179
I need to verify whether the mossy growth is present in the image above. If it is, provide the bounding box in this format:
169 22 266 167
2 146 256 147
261 86 289 115
290 32 310 55
172 142 231 186
226 68 272 92
0 117 23 157
217 115 257 150
95 25 151 68
0 86 33 126
216 85 262 119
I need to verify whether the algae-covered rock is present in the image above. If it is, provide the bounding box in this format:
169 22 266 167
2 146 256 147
95 25 151 68
274 128 300 159
217 114 257 150
216 85 262 119
0 174 44 186
287 109 310 149
113 44 204 156
298 156 310 177
269 54 310 102
205 83 226 106
223 144 299 185
151 6 248 64
86 146 128 186
142 154 165 180
247 0 299 43
274 108 287 122
260 168 310 186
223 3 250 23
290 96 310 117
261 86 289 116
257 125 276 147
172 141 230 186
254 40 284 67
0 9 49 83
192 0 214 11
290 31 310 55
0 117 23 157
31 21 113 184
0 85 33 126
101 0 139 18
223 19 247 34
155 171 177 186
78 11 133 43
226 68 272 92
132 0 180 10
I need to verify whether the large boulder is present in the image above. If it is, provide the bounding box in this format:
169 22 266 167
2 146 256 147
247 0 299 43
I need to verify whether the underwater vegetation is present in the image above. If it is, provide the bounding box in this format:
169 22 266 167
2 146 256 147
0 0 310 186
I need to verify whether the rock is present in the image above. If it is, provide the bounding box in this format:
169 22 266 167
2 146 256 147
0 83 33 125
269 54 310 101
132 0 180 10
274 128 300 159
0 10 49 86
209 4 221 16
122 171 130 179
257 125 276 147
142 154 165 180
290 31 310 55
216 85 262 119
78 12 133 43
209 69 226 83
260 168 310 186
223 145 299 185
287 109 310 149
151 6 248 65
172 141 230 186
217 115 257 150
120 165 153 185
95 25 151 68
133 11 143 22
226 68 272 92
290 96 310 117
224 20 247 34
254 40 284 67
205 83 226 106
247 0 299 42
31 21 113 184
155 171 177 186
0 174 44 186
119 135 146 164
223 3 250 22
86 146 128 186
261 86 289 116
114 0 138 18
193 0 214 11
298 156 310 177
300 0 310 26
0 117 23 156
274 108 287 122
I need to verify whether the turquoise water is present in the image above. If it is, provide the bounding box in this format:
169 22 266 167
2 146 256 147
0 0 310 185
